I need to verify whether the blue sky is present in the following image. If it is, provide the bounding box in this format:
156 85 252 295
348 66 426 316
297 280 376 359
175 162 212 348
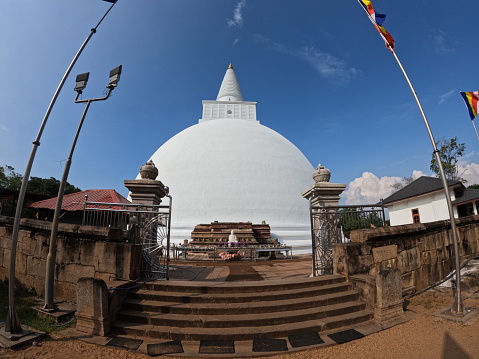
2 0 479 203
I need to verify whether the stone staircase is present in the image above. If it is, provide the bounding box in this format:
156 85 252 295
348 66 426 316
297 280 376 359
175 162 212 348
112 275 374 341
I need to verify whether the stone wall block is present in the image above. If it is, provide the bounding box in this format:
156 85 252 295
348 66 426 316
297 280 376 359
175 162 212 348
54 281 76 301
16 273 34 290
22 233 38 257
34 235 49 259
57 263 95 284
421 250 431 265
57 237 82 264
97 242 117 274
401 270 415 290
79 240 98 267
15 252 28 275
27 256 46 280
372 245 397 264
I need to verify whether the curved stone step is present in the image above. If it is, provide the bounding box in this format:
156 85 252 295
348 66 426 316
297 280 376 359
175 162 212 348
116 300 366 328
122 289 360 315
112 309 374 341
144 275 346 294
129 281 352 304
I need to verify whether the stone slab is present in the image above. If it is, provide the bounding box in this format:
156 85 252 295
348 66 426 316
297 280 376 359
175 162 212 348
372 245 397 264
434 306 479 323
328 329 365 344
199 339 235 354
252 338 288 352
0 325 45 349
147 340 184 356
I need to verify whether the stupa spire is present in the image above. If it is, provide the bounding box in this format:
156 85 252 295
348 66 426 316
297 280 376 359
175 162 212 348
216 63 243 102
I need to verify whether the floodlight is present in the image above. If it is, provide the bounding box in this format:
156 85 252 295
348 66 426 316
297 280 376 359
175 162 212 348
74 72 90 92
108 65 122 87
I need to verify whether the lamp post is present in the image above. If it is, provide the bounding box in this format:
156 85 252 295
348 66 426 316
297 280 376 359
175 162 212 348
43 66 122 311
3 1 119 336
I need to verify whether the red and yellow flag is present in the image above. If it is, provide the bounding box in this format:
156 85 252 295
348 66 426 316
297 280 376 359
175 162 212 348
359 0 395 50
460 91 479 120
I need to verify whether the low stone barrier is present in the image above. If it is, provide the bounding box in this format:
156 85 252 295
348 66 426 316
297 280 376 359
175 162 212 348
0 215 141 301
333 215 479 294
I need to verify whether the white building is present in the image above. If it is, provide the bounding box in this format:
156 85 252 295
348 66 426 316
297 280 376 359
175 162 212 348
147 65 315 252
382 176 479 225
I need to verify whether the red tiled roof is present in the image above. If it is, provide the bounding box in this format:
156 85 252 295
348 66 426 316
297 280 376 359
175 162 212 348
27 189 131 211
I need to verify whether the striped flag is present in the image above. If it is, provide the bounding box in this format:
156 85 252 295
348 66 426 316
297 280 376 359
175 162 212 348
358 0 395 49
460 91 479 120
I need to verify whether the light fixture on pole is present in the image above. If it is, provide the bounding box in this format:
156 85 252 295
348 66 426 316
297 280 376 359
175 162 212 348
3 0 119 337
43 66 122 311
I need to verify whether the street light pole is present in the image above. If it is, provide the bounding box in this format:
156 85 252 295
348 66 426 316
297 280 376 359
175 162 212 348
3 1 119 335
43 66 122 311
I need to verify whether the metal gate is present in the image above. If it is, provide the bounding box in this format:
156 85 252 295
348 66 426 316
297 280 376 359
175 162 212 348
140 211 171 279
310 203 386 276
83 196 172 279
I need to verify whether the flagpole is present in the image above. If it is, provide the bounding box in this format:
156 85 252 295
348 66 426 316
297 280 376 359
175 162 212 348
472 120 479 142
3 0 119 336
357 0 464 315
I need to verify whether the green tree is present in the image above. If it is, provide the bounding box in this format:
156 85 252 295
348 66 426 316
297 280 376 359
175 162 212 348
430 137 467 183
390 175 414 191
338 207 384 232
468 184 479 189
0 165 81 195
0 165 22 190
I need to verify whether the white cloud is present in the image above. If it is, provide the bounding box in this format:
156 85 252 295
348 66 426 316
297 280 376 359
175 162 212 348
343 170 426 205
298 46 359 82
431 29 456 55
254 35 359 82
438 89 455 105
227 0 246 28
458 161 479 185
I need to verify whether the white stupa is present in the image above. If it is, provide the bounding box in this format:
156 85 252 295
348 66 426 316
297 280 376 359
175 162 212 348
148 65 314 252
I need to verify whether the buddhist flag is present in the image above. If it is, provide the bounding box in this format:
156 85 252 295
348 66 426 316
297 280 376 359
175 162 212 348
460 91 479 120
358 0 395 49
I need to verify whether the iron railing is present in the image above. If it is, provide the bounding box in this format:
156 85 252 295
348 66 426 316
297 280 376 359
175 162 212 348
310 204 386 276
81 195 172 279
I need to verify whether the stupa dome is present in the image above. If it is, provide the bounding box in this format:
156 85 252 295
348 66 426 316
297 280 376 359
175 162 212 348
147 65 314 252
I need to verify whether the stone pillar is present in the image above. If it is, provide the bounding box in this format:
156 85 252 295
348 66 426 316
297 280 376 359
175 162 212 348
374 268 405 322
76 278 110 336
301 165 346 206
124 160 168 206
302 165 347 275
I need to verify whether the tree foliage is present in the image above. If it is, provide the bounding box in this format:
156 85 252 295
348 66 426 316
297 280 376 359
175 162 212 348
430 137 466 183
0 165 81 196
390 176 415 191
338 207 385 232
0 165 22 190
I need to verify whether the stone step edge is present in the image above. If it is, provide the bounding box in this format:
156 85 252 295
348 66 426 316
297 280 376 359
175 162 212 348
145 275 346 293
116 300 366 327
122 289 360 315
112 310 374 341
131 281 352 303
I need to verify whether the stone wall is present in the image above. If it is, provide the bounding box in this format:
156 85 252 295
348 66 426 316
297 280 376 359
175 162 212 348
0 215 141 301
333 215 479 294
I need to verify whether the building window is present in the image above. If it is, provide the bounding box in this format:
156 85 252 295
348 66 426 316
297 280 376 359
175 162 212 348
412 208 420 223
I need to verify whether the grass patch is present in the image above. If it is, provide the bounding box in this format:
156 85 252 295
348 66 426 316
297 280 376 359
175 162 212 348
0 280 74 333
